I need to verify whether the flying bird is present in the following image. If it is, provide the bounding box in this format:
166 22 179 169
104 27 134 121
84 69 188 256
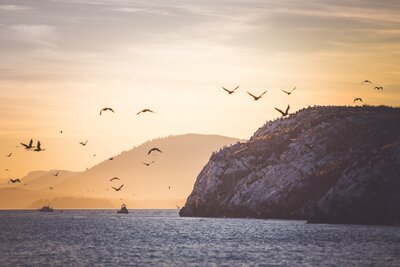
137 109 155 115
222 86 239 94
100 107 115 116
20 139 34 150
361 80 373 84
275 105 290 117
79 140 88 146
59 130 63 134
112 184 124 192
33 141 45 152
354 98 362 103
8 179 20 184
142 161 155 166
148 148 162 155
109 157 114 161
53 172 59 177
5 169 9 172
109 177 120 182
281 87 296 95
5 153 12 157
374 86 383 90
247 90 267 101
49 187 54 190
168 186 171 190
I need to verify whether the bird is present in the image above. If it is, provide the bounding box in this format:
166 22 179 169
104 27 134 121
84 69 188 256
354 98 362 103
109 157 114 161
20 139 34 150
275 105 290 117
281 87 296 95
53 172 59 177
112 184 124 191
5 153 12 157
222 86 239 94
109 177 120 182
247 90 267 101
59 130 63 134
361 80 373 84
374 86 383 90
49 187 54 190
142 161 155 166
33 141 45 152
148 148 162 155
5 169 9 172
93 154 96 157
79 140 88 146
8 179 20 184
137 109 155 115
168 186 171 190
100 107 115 116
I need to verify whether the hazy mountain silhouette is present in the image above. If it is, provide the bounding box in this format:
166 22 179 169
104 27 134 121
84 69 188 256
180 106 400 225
0 134 239 209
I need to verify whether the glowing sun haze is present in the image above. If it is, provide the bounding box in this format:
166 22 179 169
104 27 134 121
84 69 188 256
0 0 399 177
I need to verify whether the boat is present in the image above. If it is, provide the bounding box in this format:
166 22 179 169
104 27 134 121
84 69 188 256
38 206 54 212
118 203 129 214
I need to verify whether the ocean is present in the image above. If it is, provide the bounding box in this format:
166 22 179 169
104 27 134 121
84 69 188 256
0 209 399 266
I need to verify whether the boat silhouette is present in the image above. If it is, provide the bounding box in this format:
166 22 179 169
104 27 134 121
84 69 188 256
38 206 54 212
118 203 129 214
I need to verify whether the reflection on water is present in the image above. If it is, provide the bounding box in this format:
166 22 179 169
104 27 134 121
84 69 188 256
0 210 399 266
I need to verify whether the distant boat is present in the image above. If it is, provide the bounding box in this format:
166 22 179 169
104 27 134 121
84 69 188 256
38 206 54 212
117 203 129 214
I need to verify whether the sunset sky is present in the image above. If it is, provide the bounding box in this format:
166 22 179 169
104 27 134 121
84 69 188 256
1 0 399 178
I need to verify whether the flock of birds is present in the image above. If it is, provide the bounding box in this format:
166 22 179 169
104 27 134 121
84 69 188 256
4 109 164 198
3 81 384 208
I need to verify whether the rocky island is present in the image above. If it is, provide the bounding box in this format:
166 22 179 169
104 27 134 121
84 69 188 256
180 106 400 225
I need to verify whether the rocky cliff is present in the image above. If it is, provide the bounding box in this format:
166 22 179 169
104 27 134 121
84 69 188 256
180 106 400 225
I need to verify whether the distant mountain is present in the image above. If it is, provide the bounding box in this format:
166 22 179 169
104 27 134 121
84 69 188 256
55 134 239 204
180 106 400 225
0 134 239 209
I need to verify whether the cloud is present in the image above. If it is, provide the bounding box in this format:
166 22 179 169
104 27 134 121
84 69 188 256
0 5 30 11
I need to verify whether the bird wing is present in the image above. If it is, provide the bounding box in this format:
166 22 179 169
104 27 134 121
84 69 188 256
109 108 115 113
247 92 257 99
281 89 290 94
274 107 285 116
29 139 33 147
100 109 103 115
285 105 290 114
291 87 296 93
233 86 239 91
136 110 143 115
222 86 231 93
118 184 124 190
259 90 268 97
37 141 41 150
20 143 28 148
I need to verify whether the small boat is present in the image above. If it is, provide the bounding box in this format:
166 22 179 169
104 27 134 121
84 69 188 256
38 206 54 212
118 203 129 214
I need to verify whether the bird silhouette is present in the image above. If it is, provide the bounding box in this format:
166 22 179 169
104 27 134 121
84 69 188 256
109 157 114 161
49 187 54 190
281 87 296 95
20 139 34 150
33 141 45 152
109 177 120 182
354 98 362 103
5 153 12 157
59 130 63 134
148 148 162 155
100 107 115 116
79 140 88 146
137 109 155 115
53 172 59 177
374 86 383 90
142 161 155 166
275 105 290 117
112 184 124 191
361 80 373 84
8 179 20 183
247 90 267 101
222 86 239 94
5 169 9 172
168 186 171 190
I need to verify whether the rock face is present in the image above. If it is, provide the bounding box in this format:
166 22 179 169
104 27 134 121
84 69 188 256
180 106 400 225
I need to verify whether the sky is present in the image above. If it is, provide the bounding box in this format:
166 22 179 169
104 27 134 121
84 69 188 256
0 0 399 178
